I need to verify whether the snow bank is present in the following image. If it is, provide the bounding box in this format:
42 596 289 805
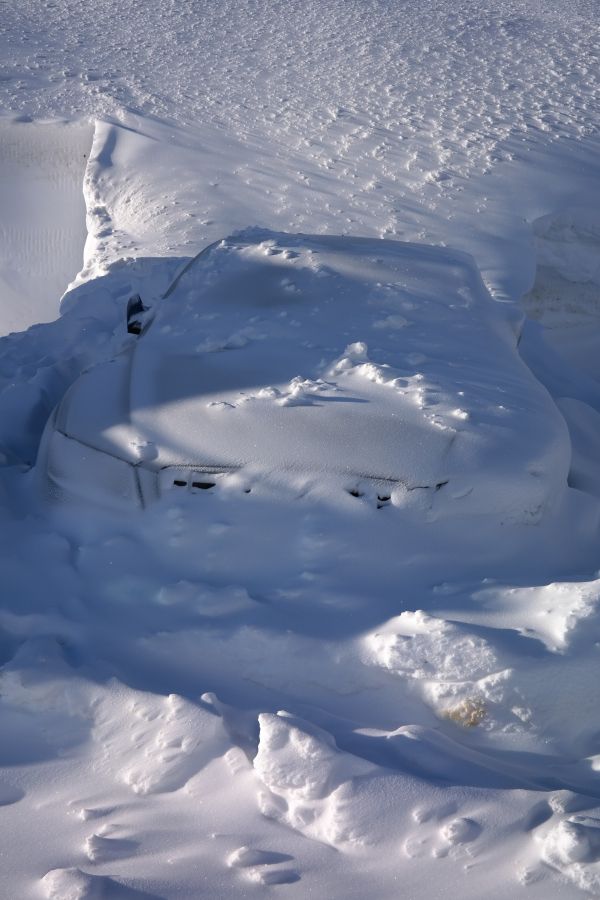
2 1 600 898
0 119 92 336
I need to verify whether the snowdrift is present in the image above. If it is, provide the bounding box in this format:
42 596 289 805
0 120 92 336
39 229 569 522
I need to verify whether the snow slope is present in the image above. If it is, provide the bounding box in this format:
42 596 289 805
1 1 600 898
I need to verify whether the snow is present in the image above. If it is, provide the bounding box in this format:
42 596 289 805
0 120 92 335
39 229 571 521
1 0 600 898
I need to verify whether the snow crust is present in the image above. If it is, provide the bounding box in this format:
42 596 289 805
2 1 600 898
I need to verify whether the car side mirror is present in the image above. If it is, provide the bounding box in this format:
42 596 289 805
126 295 149 335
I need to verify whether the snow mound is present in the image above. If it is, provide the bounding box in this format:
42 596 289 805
365 610 496 682
51 228 570 523
473 578 600 651
538 814 600 895
363 611 522 731
42 868 104 900
118 691 232 796
42 866 158 899
254 711 375 847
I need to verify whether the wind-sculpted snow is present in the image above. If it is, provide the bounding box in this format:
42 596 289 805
2 0 600 898
3 0 600 189
3 0 600 302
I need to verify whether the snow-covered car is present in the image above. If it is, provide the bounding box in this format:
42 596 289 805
36 229 569 519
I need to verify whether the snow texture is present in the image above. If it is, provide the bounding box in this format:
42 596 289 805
2 1 600 898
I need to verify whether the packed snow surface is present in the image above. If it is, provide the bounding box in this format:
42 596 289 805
2 0 600 898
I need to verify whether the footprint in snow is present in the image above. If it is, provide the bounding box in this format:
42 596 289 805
247 869 301 886
85 826 138 863
538 812 600 891
122 693 231 795
76 805 117 822
412 800 458 824
42 866 162 899
435 817 481 856
405 805 481 861
518 866 548 887
514 795 600 893
403 834 431 859
224 746 252 775
228 845 300 885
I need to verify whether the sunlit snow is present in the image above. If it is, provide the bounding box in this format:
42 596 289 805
2 1 600 898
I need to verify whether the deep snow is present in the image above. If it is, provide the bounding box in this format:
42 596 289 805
1 1 600 898
0 120 91 335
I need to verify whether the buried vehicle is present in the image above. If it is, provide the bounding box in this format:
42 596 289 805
37 229 569 520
